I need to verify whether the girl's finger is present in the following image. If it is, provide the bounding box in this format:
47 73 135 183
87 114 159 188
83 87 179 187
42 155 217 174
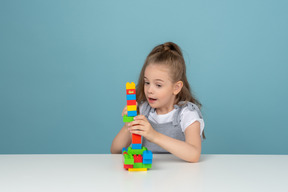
134 115 148 122
128 119 145 126
130 130 143 136
129 125 143 131
121 106 127 116
134 115 143 120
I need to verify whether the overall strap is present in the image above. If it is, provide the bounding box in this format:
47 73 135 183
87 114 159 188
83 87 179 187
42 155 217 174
172 101 203 126
140 101 155 118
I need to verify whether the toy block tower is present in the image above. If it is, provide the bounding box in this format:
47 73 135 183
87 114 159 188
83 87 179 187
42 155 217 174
123 82 141 150
122 82 153 171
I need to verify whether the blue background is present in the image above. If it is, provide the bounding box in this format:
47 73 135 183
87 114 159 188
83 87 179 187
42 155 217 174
1 0 287 154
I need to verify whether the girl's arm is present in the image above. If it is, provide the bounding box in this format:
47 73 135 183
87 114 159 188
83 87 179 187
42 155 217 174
128 115 202 162
153 121 201 163
110 105 132 154
110 123 132 154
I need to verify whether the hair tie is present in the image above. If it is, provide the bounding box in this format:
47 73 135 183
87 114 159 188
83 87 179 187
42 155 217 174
163 45 170 51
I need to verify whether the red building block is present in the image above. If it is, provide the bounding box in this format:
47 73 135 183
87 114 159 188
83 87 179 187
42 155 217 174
132 134 141 144
126 89 136 95
127 100 137 105
133 155 143 163
124 164 133 169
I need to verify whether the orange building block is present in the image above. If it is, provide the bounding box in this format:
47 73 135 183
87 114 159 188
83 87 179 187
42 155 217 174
132 134 141 144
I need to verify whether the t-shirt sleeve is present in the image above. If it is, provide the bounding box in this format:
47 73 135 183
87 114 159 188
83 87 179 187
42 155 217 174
180 107 205 137
139 102 144 115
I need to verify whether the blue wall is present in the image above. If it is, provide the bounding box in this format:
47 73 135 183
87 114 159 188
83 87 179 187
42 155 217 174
1 0 287 154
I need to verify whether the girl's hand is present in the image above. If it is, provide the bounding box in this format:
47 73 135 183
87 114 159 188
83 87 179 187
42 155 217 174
121 106 128 117
121 106 130 127
128 115 159 143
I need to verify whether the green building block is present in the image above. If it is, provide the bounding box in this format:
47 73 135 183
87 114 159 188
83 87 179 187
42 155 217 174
133 163 143 168
142 163 152 169
123 115 134 122
127 146 148 155
123 153 134 165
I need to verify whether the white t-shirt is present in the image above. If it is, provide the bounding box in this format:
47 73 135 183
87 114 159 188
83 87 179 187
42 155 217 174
139 104 205 137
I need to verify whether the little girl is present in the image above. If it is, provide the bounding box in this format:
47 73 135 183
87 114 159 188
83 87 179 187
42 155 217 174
111 42 205 163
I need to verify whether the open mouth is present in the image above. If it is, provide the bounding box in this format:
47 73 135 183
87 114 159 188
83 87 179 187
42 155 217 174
148 97 157 103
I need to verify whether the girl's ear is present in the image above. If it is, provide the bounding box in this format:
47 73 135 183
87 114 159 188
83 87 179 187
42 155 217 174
173 81 183 95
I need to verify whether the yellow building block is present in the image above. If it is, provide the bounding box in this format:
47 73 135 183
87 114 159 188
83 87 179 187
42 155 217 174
127 105 137 111
126 82 136 89
128 168 147 172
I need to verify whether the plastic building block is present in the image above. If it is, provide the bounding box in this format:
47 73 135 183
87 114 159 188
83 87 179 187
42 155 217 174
143 150 153 159
133 154 143 163
126 82 136 89
129 149 144 155
132 134 141 144
142 163 152 169
122 147 127 153
127 146 148 155
126 89 136 95
128 111 137 116
127 100 137 105
127 94 136 101
143 150 153 164
132 144 142 149
124 164 133 169
143 159 152 164
123 152 134 165
133 163 143 168
123 115 134 123
128 168 147 172
127 105 137 111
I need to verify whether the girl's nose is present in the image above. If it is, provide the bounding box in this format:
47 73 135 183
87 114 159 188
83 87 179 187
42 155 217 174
147 85 153 93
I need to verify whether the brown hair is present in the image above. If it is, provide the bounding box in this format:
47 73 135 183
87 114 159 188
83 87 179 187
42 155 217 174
136 42 205 139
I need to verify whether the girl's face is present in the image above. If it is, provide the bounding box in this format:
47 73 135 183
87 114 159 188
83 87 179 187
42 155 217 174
144 64 178 114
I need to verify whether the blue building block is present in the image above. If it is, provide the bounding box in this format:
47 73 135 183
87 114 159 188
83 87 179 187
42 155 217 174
127 94 136 100
143 159 152 164
143 150 153 160
122 147 127 153
128 111 137 116
132 144 142 149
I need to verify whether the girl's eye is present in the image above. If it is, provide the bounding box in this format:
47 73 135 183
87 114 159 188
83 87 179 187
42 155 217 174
144 82 150 85
156 84 162 88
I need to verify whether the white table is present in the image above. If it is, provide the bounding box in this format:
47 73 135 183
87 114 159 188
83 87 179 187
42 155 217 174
0 154 287 192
